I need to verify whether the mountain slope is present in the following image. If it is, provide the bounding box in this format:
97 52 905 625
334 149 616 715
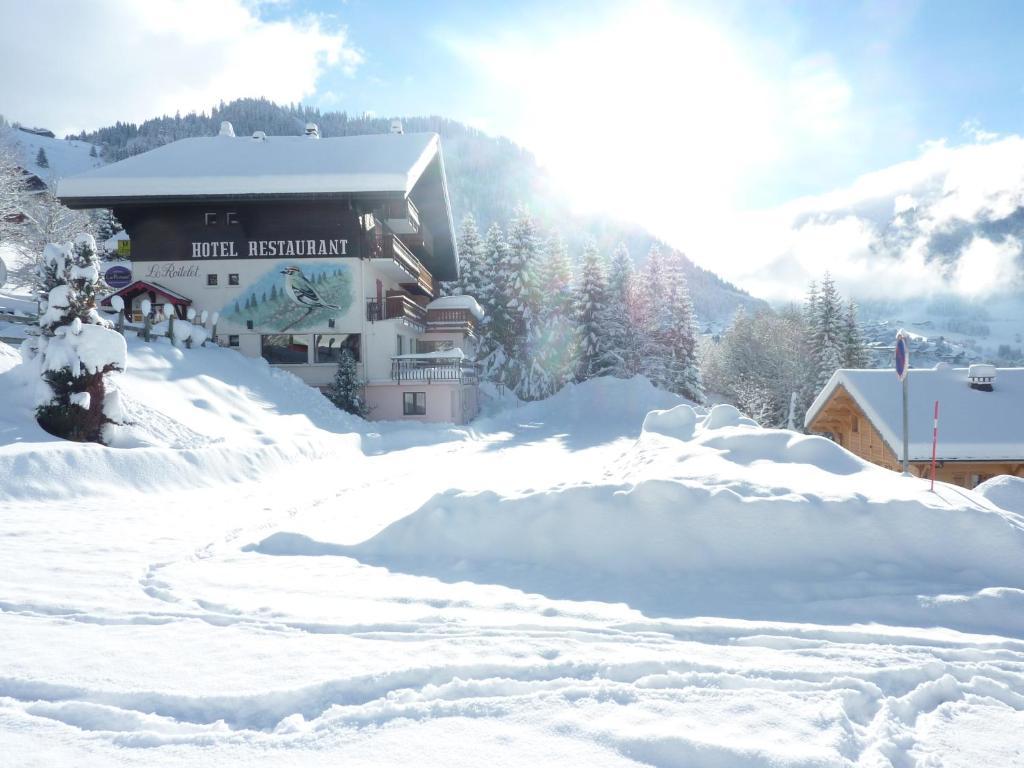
69 98 766 326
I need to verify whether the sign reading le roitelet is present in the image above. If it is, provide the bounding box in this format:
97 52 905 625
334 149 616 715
191 238 349 259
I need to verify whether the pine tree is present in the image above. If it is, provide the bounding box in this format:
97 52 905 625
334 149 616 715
476 222 509 384
26 234 126 443
574 239 615 381
660 251 703 401
503 207 547 397
326 348 368 416
813 273 844 392
450 213 484 298
89 145 98 159
842 299 870 368
36 147 49 169
606 243 638 377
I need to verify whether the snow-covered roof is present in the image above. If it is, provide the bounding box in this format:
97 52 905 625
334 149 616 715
57 133 442 200
805 367 1024 461
100 280 191 306
426 295 485 321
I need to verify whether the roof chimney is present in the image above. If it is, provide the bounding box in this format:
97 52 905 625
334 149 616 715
251 130 267 142
390 119 404 135
304 122 320 139
218 121 235 137
968 363 996 392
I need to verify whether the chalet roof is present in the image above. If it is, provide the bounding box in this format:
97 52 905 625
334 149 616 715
57 132 442 200
805 367 1024 462
55 131 460 282
100 280 191 306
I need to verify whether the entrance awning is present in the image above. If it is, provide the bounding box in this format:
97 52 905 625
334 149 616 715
100 280 192 308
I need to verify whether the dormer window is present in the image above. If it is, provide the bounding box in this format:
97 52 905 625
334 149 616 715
204 212 217 226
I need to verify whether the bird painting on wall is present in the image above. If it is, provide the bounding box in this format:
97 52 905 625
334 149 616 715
280 266 340 310
279 265 340 331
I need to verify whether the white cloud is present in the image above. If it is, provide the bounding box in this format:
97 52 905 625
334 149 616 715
684 133 1024 303
0 0 361 135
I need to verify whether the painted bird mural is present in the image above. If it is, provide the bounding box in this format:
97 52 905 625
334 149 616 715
280 265 340 310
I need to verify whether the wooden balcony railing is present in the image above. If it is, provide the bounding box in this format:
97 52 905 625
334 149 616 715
368 221 434 296
425 307 478 334
366 295 426 326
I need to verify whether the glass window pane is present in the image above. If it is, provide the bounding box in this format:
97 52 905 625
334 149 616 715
261 334 309 364
314 333 361 364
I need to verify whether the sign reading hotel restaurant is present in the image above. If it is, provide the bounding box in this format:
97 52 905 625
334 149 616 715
191 238 349 259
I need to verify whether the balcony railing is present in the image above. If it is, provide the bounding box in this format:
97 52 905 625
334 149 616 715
391 357 480 384
426 307 478 335
366 295 426 326
368 224 434 296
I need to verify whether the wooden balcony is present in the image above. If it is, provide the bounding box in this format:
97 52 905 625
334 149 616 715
425 307 478 336
368 220 434 297
391 356 479 384
366 295 426 327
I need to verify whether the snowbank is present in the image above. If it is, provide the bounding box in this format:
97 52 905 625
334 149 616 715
976 475 1024 514
257 399 1024 636
0 336 365 501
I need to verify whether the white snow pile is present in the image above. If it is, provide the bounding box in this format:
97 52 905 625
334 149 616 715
976 474 1024 514
0 335 365 501
258 399 1024 637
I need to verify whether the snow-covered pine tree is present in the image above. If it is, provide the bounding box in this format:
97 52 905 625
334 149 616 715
326 348 368 416
660 251 703 401
26 234 127 443
449 213 484 299
476 222 510 385
36 147 49 169
574 239 615 381
812 273 844 392
842 299 870 368
531 232 576 391
606 243 638 377
94 208 123 245
503 206 548 398
89 145 98 159
9 188 99 287
638 244 670 387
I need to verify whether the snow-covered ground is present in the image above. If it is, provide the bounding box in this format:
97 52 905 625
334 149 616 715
1 337 1023 766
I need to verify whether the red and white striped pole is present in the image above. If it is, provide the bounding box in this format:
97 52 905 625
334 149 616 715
930 400 940 491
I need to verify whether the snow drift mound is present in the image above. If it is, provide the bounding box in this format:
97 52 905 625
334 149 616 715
476 376 694 442
976 475 1024 514
260 404 1024 636
0 337 364 501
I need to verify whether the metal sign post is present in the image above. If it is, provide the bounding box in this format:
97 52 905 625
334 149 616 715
930 400 940 491
895 331 910 475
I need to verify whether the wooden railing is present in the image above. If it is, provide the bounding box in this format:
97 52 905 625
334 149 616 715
368 221 434 296
426 307 477 334
391 358 479 384
366 295 426 326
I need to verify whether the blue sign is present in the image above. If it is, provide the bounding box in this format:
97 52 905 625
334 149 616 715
895 332 909 381
104 265 132 289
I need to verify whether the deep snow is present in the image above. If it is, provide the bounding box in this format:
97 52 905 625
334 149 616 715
1 338 1023 766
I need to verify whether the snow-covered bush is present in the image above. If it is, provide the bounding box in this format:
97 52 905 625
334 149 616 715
22 234 126 443
327 348 367 417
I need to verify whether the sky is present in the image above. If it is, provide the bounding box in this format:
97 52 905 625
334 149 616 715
2 0 1024 300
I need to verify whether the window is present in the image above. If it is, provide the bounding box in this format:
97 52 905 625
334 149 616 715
204 212 217 225
228 335 240 347
260 334 310 365
228 273 240 286
314 333 361 364
403 391 426 416
207 273 218 286
851 415 859 433
396 334 404 355
226 211 239 225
